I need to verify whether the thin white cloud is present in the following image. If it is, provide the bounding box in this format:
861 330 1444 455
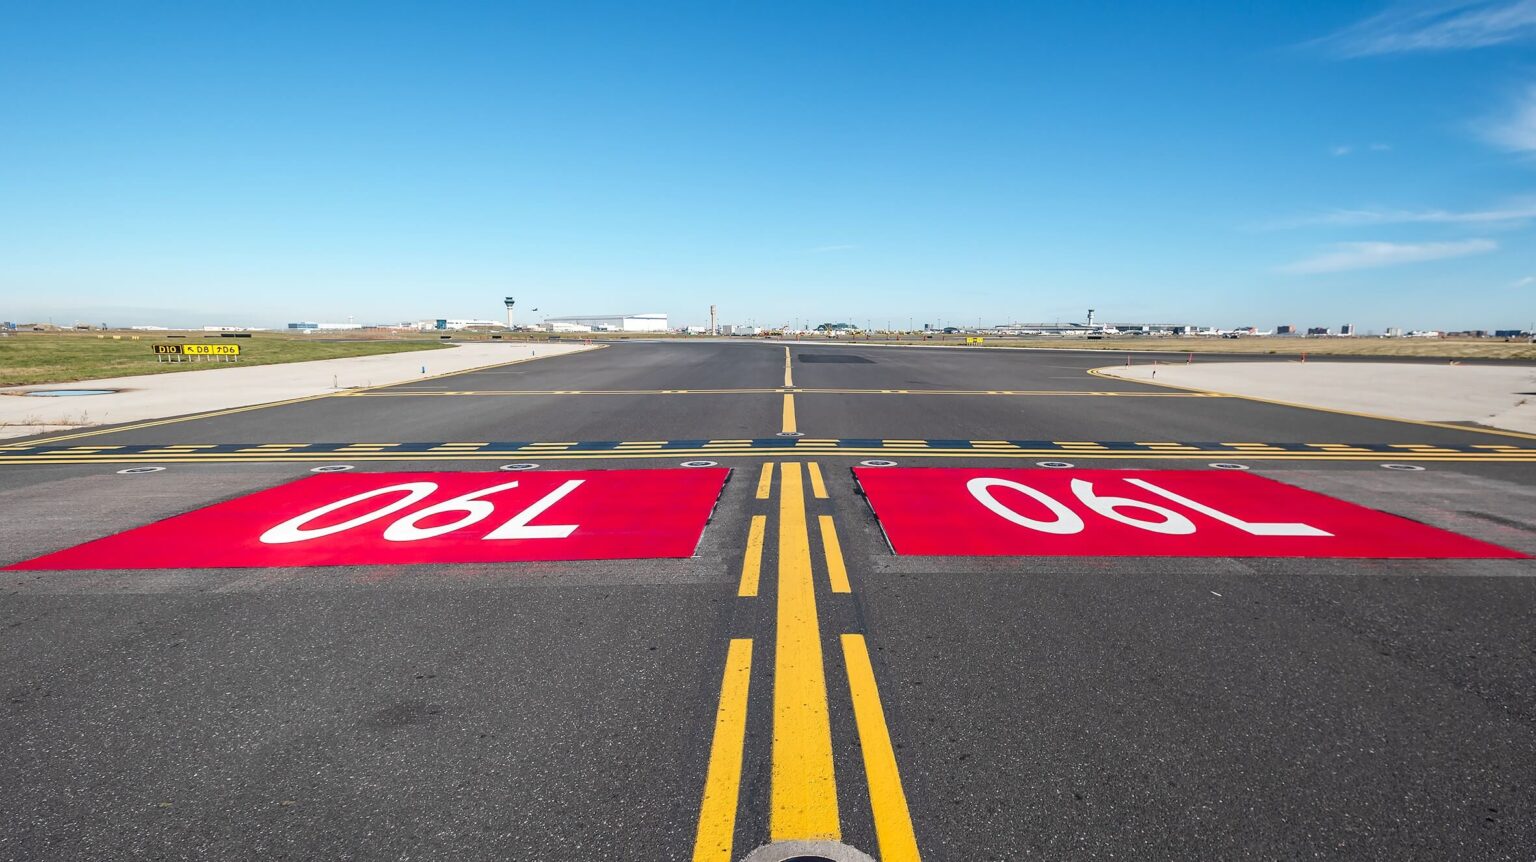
1281 239 1498 273
1314 0 1536 57
1370 142 1394 151
1332 144 1354 157
1514 274 1536 286
806 244 858 254
1480 85 1536 152
1276 202 1536 227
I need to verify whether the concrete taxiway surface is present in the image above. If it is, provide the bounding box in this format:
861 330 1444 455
3 341 1535 861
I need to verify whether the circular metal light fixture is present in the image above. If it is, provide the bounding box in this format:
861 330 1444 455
310 464 355 473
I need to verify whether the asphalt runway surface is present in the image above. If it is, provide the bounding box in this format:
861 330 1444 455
3 341 1535 861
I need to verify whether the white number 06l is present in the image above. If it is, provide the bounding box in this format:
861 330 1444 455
258 480 584 545
966 477 1331 537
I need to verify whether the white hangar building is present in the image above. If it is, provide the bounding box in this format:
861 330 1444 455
542 313 669 332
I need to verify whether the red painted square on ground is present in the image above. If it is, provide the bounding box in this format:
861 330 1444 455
8 468 730 571
854 467 1525 559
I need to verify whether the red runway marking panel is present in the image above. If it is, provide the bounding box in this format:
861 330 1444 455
854 467 1525 559
8 468 729 571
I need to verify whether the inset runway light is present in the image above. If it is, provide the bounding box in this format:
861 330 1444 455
310 464 355 473
1036 461 1075 468
1209 462 1251 470
117 466 165 475
1381 463 1426 471
859 459 898 467
499 463 540 471
681 460 719 467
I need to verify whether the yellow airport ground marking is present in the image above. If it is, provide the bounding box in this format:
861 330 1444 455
782 393 798 435
1055 441 1107 449
691 638 754 862
739 515 768 597
349 387 1223 398
841 634 922 862
806 462 829 499
8 450 1536 466
756 462 775 499
771 462 840 842
818 515 851 594
1085 366 1536 442
784 346 794 387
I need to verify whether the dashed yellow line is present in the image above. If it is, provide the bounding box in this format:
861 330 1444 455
771 462 840 841
739 515 767 597
691 638 754 862
842 634 922 862
756 462 775 499
818 515 851 594
806 462 829 499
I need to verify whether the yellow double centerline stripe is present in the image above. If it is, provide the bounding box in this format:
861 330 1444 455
693 461 920 861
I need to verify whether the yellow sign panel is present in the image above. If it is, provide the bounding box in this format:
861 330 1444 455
965 336 984 344
155 343 241 356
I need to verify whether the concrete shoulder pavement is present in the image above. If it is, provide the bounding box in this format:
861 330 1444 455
1099 360 1536 435
0 342 595 439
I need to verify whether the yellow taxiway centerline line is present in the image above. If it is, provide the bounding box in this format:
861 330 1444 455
739 515 768 597
782 393 798 435
691 638 755 862
784 346 794 387
841 634 922 861
818 515 851 594
771 462 840 841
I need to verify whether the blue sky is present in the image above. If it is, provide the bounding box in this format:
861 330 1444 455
2 1 1533 331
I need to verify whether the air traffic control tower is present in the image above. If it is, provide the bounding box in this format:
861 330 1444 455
504 297 515 330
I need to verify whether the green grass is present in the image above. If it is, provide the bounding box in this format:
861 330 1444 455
0 332 451 386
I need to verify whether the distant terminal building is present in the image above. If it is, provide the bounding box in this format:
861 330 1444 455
288 322 365 332
988 323 1104 336
543 313 669 333
1495 329 1530 338
1106 322 1193 336
433 319 503 331
1276 325 1297 335
1340 323 1356 336
1307 326 1330 336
